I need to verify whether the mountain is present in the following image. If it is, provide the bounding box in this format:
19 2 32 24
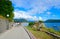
44 19 60 23
14 18 37 23
14 18 28 22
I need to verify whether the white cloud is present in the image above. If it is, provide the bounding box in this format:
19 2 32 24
11 0 60 21
14 11 39 21
39 17 43 20
33 16 39 21
11 0 60 14
14 11 31 19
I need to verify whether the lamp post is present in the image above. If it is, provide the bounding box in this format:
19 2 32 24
6 14 9 30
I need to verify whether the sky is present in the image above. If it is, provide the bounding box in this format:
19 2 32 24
10 0 60 21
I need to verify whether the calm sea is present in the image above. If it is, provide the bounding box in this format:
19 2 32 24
21 22 60 31
44 23 60 31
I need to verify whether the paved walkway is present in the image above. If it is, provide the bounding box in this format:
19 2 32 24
0 26 30 39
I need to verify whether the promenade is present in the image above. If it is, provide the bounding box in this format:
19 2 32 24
0 26 30 39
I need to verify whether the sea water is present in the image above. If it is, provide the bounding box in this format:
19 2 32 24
44 23 60 31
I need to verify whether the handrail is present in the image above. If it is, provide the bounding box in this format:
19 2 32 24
45 31 60 39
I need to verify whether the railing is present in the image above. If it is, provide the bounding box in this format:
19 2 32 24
45 31 60 39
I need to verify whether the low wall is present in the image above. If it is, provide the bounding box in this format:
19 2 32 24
0 18 9 33
9 22 14 29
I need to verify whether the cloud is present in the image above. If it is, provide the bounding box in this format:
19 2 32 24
14 11 31 19
39 17 42 20
14 11 39 21
11 0 60 21
11 0 60 14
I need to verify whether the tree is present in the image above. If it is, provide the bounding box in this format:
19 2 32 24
0 0 14 21
29 22 35 27
39 20 44 23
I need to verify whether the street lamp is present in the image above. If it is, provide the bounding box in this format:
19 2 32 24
7 14 9 17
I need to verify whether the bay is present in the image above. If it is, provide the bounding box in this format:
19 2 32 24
44 23 60 31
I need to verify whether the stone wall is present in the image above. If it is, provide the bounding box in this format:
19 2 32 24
9 22 14 29
0 18 9 33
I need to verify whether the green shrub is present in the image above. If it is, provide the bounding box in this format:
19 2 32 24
29 22 35 27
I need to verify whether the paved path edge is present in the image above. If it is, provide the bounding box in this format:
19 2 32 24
23 26 36 39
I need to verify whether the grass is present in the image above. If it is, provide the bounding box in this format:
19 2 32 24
26 26 54 39
41 27 60 36
0 15 7 20
47 28 60 36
